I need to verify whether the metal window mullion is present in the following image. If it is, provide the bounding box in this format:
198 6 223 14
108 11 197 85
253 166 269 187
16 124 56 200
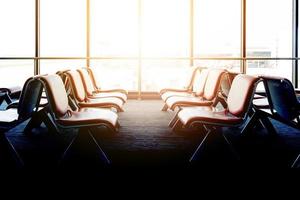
293 0 299 87
241 0 247 74
87 0 90 68
190 0 194 67
138 0 142 99
34 0 40 75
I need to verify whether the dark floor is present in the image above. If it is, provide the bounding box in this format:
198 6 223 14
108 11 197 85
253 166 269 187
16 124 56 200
1 100 300 177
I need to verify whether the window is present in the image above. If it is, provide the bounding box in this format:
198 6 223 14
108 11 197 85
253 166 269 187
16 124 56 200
40 0 86 57
247 0 293 79
0 1 34 88
0 0 35 57
142 60 190 91
40 60 86 75
0 60 34 87
141 0 190 57
90 0 139 57
194 0 241 58
90 60 138 91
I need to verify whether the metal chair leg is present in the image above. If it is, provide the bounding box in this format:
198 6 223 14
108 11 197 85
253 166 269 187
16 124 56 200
241 111 260 135
0 133 24 169
59 127 111 166
161 103 169 111
169 109 180 128
189 130 211 162
292 153 300 168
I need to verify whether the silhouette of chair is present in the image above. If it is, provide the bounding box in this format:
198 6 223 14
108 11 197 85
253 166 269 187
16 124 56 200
65 70 124 112
239 76 300 168
38 74 119 164
0 86 21 107
78 68 127 103
85 67 128 95
0 76 44 168
176 74 259 163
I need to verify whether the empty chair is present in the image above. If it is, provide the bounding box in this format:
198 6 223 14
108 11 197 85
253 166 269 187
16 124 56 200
161 68 209 111
243 76 300 135
65 70 124 112
165 69 226 111
0 86 22 108
160 66 200 95
160 66 203 100
78 68 127 103
39 74 119 164
0 76 44 168
176 74 259 162
207 71 240 110
85 67 128 95
241 76 300 168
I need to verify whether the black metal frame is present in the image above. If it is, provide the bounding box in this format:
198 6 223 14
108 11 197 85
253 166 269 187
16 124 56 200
0 0 300 94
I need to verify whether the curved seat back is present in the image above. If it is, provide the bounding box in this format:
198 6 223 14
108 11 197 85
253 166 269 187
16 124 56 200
193 68 209 96
86 67 102 91
227 74 259 118
66 70 87 103
262 76 299 121
17 77 43 120
203 69 226 101
78 69 96 96
39 75 70 118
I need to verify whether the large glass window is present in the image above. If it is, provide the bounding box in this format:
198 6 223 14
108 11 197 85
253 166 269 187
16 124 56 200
0 0 35 57
90 0 139 57
40 0 86 57
141 0 190 58
90 60 138 91
40 60 86 75
194 0 241 58
0 0 298 93
142 60 190 91
194 60 241 73
247 0 293 80
0 60 34 87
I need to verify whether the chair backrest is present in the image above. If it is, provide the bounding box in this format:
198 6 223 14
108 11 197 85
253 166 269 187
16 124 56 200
66 70 87 102
193 68 209 96
184 66 201 91
220 72 240 98
262 76 299 121
86 67 101 91
17 77 44 120
227 74 259 118
203 69 226 101
39 75 70 118
78 69 95 96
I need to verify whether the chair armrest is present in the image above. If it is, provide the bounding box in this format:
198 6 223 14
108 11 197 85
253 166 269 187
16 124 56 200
160 88 189 95
6 100 19 109
96 89 128 95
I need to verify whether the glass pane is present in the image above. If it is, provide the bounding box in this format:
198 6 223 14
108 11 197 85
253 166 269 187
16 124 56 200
90 60 138 91
194 60 241 73
142 0 190 57
90 0 139 57
194 0 241 57
40 60 87 75
40 0 86 57
247 60 292 79
142 60 190 91
247 60 293 90
0 0 35 56
247 0 292 57
0 60 34 87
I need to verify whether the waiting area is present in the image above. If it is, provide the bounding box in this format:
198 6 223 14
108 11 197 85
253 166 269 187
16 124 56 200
1 1 300 178
1 67 300 176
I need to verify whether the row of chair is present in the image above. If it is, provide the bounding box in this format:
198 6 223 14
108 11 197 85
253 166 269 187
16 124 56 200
161 67 300 167
0 67 128 167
